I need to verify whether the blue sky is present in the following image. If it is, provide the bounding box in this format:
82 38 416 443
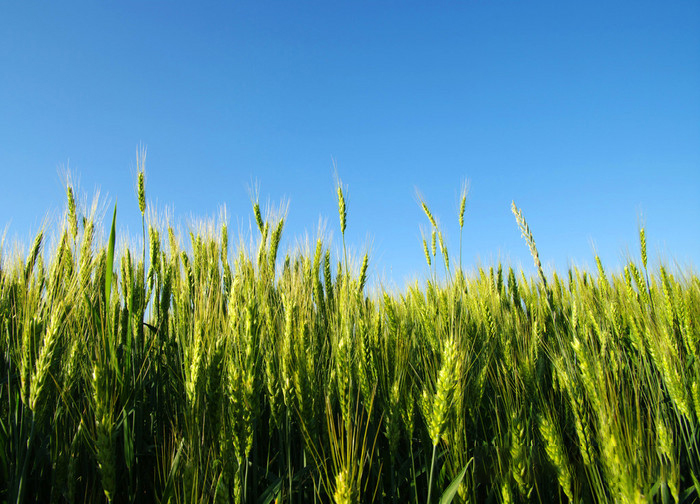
1 1 699 287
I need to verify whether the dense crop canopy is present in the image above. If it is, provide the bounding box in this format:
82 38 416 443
0 175 699 504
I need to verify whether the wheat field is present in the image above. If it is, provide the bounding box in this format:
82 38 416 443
1 170 698 504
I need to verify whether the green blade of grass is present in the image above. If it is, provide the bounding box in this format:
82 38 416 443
158 438 185 504
105 202 117 309
438 459 471 504
105 202 118 371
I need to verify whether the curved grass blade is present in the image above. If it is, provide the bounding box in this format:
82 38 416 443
438 459 472 504
105 202 117 311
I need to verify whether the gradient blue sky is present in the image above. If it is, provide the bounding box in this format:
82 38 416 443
1 1 699 287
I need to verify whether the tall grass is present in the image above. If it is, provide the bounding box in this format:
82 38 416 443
0 168 698 503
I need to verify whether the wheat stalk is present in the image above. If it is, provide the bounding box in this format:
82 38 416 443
511 201 547 291
358 253 368 295
420 199 438 229
92 362 116 503
29 301 65 426
136 146 147 216
539 413 575 502
337 183 347 236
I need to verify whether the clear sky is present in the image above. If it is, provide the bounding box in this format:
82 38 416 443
1 1 699 288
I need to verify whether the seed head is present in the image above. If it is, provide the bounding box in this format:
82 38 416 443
253 202 264 234
423 238 431 267
137 171 146 215
67 185 78 239
337 185 347 236
136 146 147 215
459 183 468 230
421 200 438 229
358 253 369 293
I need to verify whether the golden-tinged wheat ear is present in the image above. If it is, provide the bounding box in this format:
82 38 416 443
420 199 438 229
422 237 431 267
333 467 355 504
